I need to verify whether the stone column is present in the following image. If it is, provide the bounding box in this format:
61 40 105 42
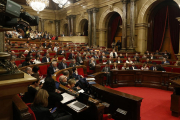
55 20 60 36
0 32 5 52
92 8 99 46
41 19 44 32
67 16 71 36
176 17 180 60
70 15 76 36
87 9 92 46
121 0 128 51
129 0 135 51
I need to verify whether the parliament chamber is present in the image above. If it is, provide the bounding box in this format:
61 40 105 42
1 0 180 120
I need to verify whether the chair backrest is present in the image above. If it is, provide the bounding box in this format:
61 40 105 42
77 68 84 77
26 103 36 120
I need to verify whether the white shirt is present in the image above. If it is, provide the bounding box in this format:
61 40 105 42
34 59 41 64
110 52 118 58
47 58 49 62
126 60 133 64
54 47 59 52
117 61 121 63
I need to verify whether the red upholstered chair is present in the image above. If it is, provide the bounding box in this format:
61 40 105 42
26 103 36 120
20 60 25 63
103 114 114 120
66 61 71 66
96 59 100 64
19 50 25 52
170 61 176 65
49 52 56 56
163 67 172 72
77 68 87 77
39 65 48 76
141 60 146 63
13 50 19 52
66 53 71 60
172 68 180 73
118 65 123 70
152 61 162 64
15 60 21 67
58 57 64 60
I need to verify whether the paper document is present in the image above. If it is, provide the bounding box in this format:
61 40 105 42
78 89 85 93
61 93 75 104
86 78 95 81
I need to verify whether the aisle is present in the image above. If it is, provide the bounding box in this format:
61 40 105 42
107 87 180 120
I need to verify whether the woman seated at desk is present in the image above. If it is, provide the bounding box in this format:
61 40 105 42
112 62 118 70
134 57 140 64
67 79 81 91
141 63 149 71
126 57 133 64
122 63 129 70
34 56 42 64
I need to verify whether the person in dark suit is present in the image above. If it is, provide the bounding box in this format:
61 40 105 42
69 59 79 67
119 53 124 58
89 57 96 70
47 61 59 77
93 52 99 59
161 58 170 64
116 57 123 63
58 58 68 70
104 48 109 55
116 40 121 51
57 47 65 55
163 50 170 58
149 63 157 71
149 53 156 60
101 63 111 86
100 52 106 59
106 57 114 64
68 51 75 60
134 53 139 59
154 50 160 55
76 53 83 65
144 50 150 55
144 58 152 64
42 53 50 63
22 57 33 67
157 64 166 71
42 41 47 48
129 63 138 70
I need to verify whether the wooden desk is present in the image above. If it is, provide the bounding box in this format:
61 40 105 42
90 72 143 120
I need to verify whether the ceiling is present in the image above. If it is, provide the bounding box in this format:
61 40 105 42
11 0 79 10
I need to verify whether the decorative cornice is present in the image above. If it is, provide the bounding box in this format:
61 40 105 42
92 7 99 13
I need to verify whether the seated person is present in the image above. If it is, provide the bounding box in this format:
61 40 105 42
31 89 73 120
112 62 118 70
107 57 113 64
57 47 65 55
100 52 106 59
163 50 170 58
157 64 166 71
141 63 149 71
129 63 138 70
22 77 40 103
34 56 42 64
59 75 68 86
110 49 118 58
144 58 152 64
134 57 140 64
47 61 59 77
22 57 34 67
149 63 157 71
26 67 33 75
10 56 16 66
51 55 58 62
67 79 81 91
18 51 25 58
42 53 50 63
119 53 124 58
116 56 123 63
161 58 170 64
76 53 84 65
122 63 129 70
72 67 89 89
58 58 68 70
149 53 156 59
124 53 128 58
42 77 63 108
174 61 180 66
89 57 96 70
144 50 150 55
142 54 147 59
101 63 111 86
69 59 79 67
126 57 133 64
93 52 99 59
68 51 75 60
134 53 139 58
63 70 74 81
154 50 160 55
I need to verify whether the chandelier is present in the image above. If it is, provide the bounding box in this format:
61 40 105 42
26 0 49 14
52 0 69 8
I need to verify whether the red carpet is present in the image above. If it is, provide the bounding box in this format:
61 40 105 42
107 87 180 120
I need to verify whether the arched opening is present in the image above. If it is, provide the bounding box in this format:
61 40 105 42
106 12 122 48
63 24 68 36
147 0 180 58
79 19 88 36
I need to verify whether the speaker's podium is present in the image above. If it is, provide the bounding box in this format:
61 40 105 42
0 66 36 120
